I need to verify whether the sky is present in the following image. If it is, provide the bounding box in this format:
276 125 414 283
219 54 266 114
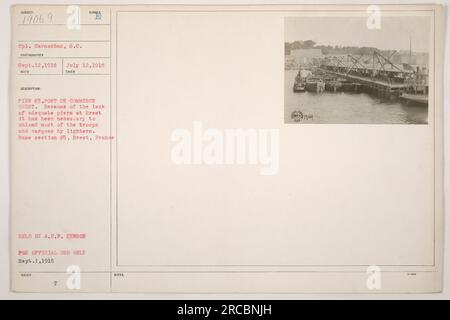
285 15 431 53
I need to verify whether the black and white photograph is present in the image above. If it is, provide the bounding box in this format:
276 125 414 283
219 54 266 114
285 14 431 124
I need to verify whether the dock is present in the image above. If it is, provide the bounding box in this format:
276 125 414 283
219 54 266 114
315 51 428 99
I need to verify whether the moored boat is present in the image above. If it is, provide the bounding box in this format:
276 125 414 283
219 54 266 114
293 81 306 92
400 93 428 105
305 77 325 93
325 79 342 92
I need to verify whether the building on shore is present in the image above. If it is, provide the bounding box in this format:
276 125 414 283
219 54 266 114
285 49 323 68
391 51 429 66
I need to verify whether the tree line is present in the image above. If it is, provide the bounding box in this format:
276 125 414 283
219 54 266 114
285 40 388 56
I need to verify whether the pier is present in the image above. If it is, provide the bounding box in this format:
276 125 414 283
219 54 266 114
318 67 408 98
310 51 428 100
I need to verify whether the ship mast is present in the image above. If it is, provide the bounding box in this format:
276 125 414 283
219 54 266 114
409 35 412 65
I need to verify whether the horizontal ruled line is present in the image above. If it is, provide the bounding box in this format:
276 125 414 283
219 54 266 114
18 56 111 59
18 40 110 42
18 23 110 26
18 73 110 76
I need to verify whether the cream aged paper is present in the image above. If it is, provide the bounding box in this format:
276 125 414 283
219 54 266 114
10 4 444 293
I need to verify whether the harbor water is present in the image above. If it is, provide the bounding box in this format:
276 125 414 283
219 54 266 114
284 70 428 124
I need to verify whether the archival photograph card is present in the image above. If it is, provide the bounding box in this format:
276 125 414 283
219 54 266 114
10 4 444 293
